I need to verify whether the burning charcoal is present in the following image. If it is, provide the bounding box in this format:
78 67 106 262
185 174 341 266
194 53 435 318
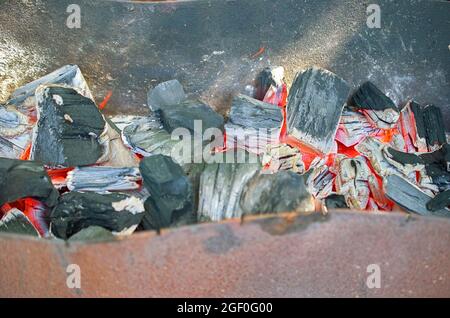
286 67 350 154
68 226 115 242
384 175 450 218
139 155 194 230
426 190 450 212
147 79 186 112
262 143 305 173
306 164 335 199
335 108 379 147
225 94 282 154
50 192 145 239
0 158 59 207
254 66 287 107
324 195 349 210
67 166 141 192
159 99 224 137
198 151 260 221
349 81 399 129
399 101 446 152
30 85 106 167
7 65 93 114
0 209 40 237
334 156 372 210
240 170 314 215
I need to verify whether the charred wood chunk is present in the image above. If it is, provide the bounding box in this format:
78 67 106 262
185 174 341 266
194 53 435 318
50 192 145 239
226 94 282 154
254 66 285 101
324 195 349 210
287 67 350 154
349 82 399 129
160 99 224 137
350 81 397 111
67 166 141 192
240 170 314 215
422 105 446 151
7 65 94 111
0 209 40 237
384 175 450 218
31 86 106 167
0 158 59 207
426 190 450 212
139 155 194 230
147 79 186 112
68 226 115 242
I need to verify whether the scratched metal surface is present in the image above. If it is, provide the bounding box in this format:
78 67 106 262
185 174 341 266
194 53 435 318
0 0 449 129
0 211 449 297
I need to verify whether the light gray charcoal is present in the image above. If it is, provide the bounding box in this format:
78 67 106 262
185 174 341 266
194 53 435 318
50 192 145 240
159 99 224 137
262 143 305 174
240 170 314 215
335 108 379 147
306 164 335 199
0 209 40 237
0 157 59 207
384 175 450 218
147 79 186 112
139 155 194 230
0 105 31 159
225 94 282 154
7 65 93 112
198 150 261 222
67 166 141 192
286 67 350 154
30 85 106 167
68 226 115 242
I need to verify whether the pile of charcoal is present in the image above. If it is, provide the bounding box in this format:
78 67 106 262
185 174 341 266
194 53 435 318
0 64 449 240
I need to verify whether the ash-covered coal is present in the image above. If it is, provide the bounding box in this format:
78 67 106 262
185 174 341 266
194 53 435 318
0 208 40 237
147 79 186 112
31 85 106 167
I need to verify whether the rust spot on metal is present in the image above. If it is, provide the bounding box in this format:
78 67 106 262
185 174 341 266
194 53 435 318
257 212 330 236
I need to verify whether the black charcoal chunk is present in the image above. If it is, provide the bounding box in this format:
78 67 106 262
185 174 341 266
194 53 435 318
0 209 40 237
426 190 450 212
384 175 450 218
239 171 314 215
350 81 397 111
68 226 115 242
139 155 194 230
324 194 349 210
50 192 145 239
0 158 59 207
147 79 186 112
422 105 446 150
160 99 224 137
287 67 350 154
31 86 106 167
254 67 284 100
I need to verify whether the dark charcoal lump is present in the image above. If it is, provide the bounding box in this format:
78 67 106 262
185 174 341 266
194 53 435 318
159 99 224 137
0 158 59 207
426 190 450 212
254 67 276 100
420 144 450 191
239 170 314 215
32 86 105 167
349 81 397 111
286 67 350 154
324 194 349 210
50 192 145 239
139 155 194 230
147 79 186 112
422 105 446 149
